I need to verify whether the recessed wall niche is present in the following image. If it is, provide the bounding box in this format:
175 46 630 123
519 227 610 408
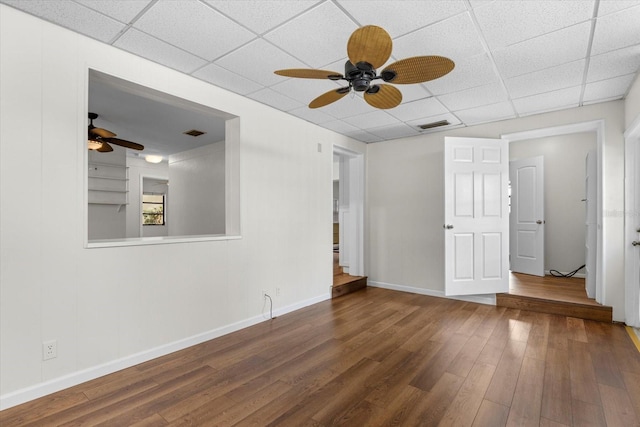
86 70 240 247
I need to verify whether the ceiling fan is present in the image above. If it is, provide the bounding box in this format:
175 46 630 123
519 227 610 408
87 112 145 152
274 25 454 110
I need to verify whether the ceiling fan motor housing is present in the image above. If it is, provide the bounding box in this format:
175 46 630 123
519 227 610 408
345 60 375 91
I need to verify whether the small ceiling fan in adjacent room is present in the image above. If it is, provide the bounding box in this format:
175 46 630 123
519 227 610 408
87 112 145 152
274 25 455 110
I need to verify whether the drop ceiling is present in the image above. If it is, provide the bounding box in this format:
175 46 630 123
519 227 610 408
3 0 640 143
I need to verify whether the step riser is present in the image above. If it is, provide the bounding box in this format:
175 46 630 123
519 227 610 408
332 277 367 299
497 294 612 322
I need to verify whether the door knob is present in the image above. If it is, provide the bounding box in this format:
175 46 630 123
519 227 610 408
633 241 640 246
536 220 543 225
443 224 454 229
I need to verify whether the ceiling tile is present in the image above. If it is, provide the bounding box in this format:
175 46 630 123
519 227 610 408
342 110 399 129
437 82 508 111
288 106 336 124
344 130 385 143
367 123 420 140
247 88 303 112
587 44 640 83
73 0 152 24
397 84 432 103
192 63 264 95
583 73 636 102
204 0 319 34
264 2 358 68
133 0 255 60
337 0 466 38
597 0 640 17
591 5 640 54
270 77 342 105
319 93 376 118
114 28 208 73
2 0 125 42
512 86 582 116
504 60 585 99
492 22 591 78
424 53 500 95
321 119 361 134
387 97 449 121
392 12 486 65
473 0 594 50
215 39 306 87
454 101 515 125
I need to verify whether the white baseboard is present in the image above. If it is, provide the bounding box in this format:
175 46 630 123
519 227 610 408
0 293 330 411
367 280 496 306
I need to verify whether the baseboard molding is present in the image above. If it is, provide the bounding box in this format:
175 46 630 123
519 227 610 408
367 281 496 306
0 292 330 411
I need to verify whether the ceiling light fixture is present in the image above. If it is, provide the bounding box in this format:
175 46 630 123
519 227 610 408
87 138 103 150
145 155 163 164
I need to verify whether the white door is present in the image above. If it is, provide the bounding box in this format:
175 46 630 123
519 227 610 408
585 150 597 298
509 156 545 276
444 137 509 296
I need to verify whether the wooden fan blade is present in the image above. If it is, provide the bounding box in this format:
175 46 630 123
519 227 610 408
382 56 455 84
104 137 144 151
274 69 343 80
364 85 402 109
309 87 350 109
97 141 113 152
347 25 392 69
89 127 116 138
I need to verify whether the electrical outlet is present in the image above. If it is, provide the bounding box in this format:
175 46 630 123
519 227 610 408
43 340 57 361
276 287 281 297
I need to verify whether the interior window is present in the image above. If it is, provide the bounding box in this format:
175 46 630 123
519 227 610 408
142 193 165 225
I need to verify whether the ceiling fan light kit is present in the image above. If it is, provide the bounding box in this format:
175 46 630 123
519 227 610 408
274 25 454 110
87 112 145 153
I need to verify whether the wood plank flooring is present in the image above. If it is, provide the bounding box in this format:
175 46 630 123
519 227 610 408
2 287 639 426
333 252 367 298
498 273 613 322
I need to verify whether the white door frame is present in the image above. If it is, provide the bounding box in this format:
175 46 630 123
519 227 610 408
624 115 640 327
502 120 604 304
333 145 365 277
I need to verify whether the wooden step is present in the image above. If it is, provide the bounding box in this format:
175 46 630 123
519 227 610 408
332 276 367 298
496 292 612 322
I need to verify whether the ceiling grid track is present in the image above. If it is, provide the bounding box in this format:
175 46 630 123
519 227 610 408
579 0 601 106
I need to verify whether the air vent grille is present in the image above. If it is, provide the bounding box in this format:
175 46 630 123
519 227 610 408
417 120 450 130
183 129 206 137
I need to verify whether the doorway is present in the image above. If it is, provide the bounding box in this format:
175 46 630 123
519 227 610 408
503 121 605 306
332 146 365 297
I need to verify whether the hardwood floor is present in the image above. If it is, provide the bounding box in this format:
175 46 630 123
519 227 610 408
332 252 367 298
2 287 639 426
498 272 612 322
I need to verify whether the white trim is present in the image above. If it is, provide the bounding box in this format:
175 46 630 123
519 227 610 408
0 293 330 410
624 115 640 327
368 280 497 306
502 120 605 305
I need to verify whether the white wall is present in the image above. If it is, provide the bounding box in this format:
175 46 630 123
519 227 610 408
625 74 640 128
510 132 597 274
367 101 626 320
87 146 127 240
168 142 225 236
126 157 169 238
0 5 366 407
